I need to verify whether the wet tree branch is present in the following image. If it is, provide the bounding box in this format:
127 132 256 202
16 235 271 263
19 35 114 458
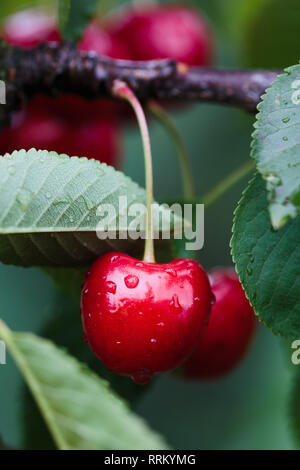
0 41 280 129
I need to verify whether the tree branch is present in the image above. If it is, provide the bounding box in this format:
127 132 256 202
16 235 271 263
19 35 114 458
0 41 280 129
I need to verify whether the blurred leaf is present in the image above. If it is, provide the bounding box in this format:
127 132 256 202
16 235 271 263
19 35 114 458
57 0 70 33
59 0 98 43
251 65 300 228
233 0 300 68
231 174 300 339
0 320 168 450
0 149 178 267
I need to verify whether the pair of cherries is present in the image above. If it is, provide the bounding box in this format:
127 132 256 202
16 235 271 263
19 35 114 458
81 252 256 384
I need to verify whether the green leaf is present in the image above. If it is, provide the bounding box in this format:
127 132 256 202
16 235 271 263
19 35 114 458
21 298 153 449
251 65 300 228
58 0 70 33
0 320 168 450
233 0 300 69
231 173 300 339
58 0 98 43
0 149 178 267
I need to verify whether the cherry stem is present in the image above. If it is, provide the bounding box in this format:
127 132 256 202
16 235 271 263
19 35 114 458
112 80 155 263
200 160 255 209
148 100 196 201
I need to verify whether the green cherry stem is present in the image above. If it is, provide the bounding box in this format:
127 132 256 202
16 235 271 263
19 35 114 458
200 159 255 209
148 100 196 201
112 80 155 263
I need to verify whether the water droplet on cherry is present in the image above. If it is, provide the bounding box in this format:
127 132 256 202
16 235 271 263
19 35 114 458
135 262 143 268
170 294 182 313
124 274 139 289
105 280 117 294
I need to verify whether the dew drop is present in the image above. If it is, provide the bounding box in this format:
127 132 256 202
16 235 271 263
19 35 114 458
282 117 290 124
131 369 153 385
124 274 139 289
170 294 182 313
157 322 165 327
105 280 117 294
282 136 288 141
150 338 157 344
111 255 119 262
135 262 144 268
194 296 200 303
83 288 89 295
8 166 15 175
46 192 51 199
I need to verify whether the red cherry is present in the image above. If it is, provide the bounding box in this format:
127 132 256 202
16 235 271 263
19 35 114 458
0 107 67 155
78 21 130 59
3 8 60 48
107 4 214 66
0 104 121 166
81 252 212 384
183 268 257 380
64 118 121 165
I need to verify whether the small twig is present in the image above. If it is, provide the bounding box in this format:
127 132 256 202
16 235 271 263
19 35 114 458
148 100 195 200
200 160 255 209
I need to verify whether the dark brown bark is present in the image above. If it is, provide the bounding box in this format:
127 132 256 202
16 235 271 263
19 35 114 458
0 41 280 129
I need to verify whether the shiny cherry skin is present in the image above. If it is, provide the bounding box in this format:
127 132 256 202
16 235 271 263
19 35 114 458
107 4 214 66
81 252 213 384
183 268 257 380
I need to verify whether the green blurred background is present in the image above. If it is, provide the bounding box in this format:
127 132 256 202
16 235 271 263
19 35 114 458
0 0 299 450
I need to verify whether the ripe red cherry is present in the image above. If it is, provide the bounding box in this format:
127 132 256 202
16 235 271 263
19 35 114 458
107 4 214 66
3 8 60 48
81 252 212 384
0 105 120 166
183 268 257 380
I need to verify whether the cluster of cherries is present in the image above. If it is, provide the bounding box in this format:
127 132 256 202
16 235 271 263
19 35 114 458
0 3 214 164
0 4 257 384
